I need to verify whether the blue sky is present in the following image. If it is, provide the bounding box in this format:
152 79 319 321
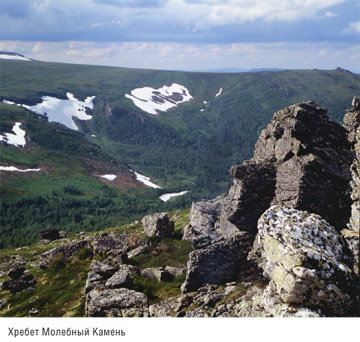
0 0 359 71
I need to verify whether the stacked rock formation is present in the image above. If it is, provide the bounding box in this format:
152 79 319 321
181 101 359 316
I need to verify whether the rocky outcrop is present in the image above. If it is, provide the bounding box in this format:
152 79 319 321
249 206 357 316
1 267 36 295
85 288 148 317
105 265 139 289
225 102 352 232
85 260 116 293
39 241 89 269
142 212 174 238
343 96 360 276
181 101 355 294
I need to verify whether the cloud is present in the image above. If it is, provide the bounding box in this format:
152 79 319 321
92 0 167 8
1 40 359 72
343 21 360 34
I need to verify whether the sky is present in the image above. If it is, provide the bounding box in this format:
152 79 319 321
0 0 359 71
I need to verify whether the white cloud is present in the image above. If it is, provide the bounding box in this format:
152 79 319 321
1 40 359 72
165 0 347 30
343 21 360 34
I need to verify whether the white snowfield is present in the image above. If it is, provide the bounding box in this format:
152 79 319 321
3 92 95 131
0 54 31 61
215 88 223 97
159 191 189 202
133 171 162 189
99 174 117 181
0 166 41 172
125 83 193 115
0 122 26 147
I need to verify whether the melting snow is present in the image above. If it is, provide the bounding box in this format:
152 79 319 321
0 54 31 61
0 122 26 147
159 191 189 202
125 83 193 115
3 93 95 131
0 166 40 172
215 88 223 97
132 171 162 189
99 174 117 181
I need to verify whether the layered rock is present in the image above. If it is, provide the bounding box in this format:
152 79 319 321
343 96 360 276
182 101 354 293
142 212 174 238
249 206 357 316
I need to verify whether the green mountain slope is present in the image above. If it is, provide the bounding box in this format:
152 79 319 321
1 59 359 248
0 103 184 249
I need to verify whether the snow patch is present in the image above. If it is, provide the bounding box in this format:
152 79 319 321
200 109 206 112
215 88 223 97
0 122 26 147
3 93 95 131
125 83 193 115
159 191 189 202
132 171 162 189
0 54 31 61
0 166 40 172
99 174 117 181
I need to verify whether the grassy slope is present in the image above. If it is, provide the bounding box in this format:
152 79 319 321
0 208 191 316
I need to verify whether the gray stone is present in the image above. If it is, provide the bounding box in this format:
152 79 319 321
181 232 254 293
142 212 174 238
105 265 139 289
39 240 89 269
250 206 357 316
85 288 148 317
140 267 174 282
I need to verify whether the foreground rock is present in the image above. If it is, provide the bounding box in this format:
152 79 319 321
250 206 357 316
142 212 174 238
181 232 254 293
343 96 360 276
85 288 148 317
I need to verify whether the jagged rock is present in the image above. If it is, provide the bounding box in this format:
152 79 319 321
85 260 116 294
105 265 139 289
140 267 174 282
343 96 360 276
39 240 89 269
182 196 224 247
250 206 357 316
2 272 36 294
255 102 352 230
85 288 148 317
181 232 254 293
39 227 60 241
221 162 276 234
142 212 174 238
91 233 131 254
0 255 26 271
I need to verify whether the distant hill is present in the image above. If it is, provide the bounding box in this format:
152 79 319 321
1 57 359 248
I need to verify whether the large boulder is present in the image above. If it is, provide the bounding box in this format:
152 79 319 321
250 206 357 316
2 268 36 295
142 212 174 238
39 240 89 269
140 267 174 282
85 288 148 317
105 265 139 289
85 260 116 293
39 227 60 241
181 232 254 293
